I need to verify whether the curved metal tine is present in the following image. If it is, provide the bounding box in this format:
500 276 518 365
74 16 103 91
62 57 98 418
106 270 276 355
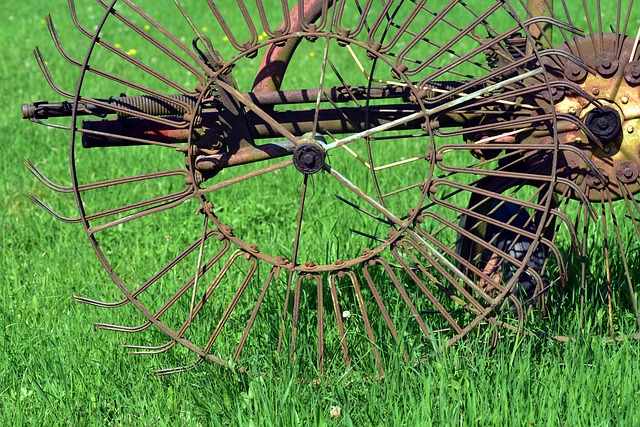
124 340 176 355
300 0 331 31
605 190 640 328
86 188 192 223
255 0 291 37
93 0 209 84
95 321 152 333
412 211 512 298
64 3 197 95
415 14 583 81
153 357 206 376
620 183 640 239
46 16 195 125
33 46 74 99
433 149 599 222
289 274 305 363
96 239 233 333
206 0 259 52
385 3 490 75
327 274 350 367
29 194 82 223
75 229 223 309
187 215 209 326
24 158 188 194
97 238 231 333
395 0 483 69
389 244 463 335
73 295 128 308
173 251 247 339
344 269 386 376
87 192 193 235
410 219 495 303
188 255 259 359
45 15 195 128
361 261 409 368
616 0 636 59
375 257 432 338
397 235 485 312
598 193 615 335
233 266 280 362
316 274 325 372
426 184 566 285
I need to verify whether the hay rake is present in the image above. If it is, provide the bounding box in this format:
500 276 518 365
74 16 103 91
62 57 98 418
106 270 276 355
21 0 640 375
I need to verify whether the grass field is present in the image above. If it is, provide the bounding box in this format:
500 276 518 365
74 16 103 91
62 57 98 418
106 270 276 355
2 1 640 426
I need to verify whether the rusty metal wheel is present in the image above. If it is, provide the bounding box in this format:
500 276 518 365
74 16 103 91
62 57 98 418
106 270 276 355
21 0 640 374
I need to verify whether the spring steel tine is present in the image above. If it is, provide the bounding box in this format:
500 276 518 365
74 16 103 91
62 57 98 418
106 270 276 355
124 341 176 355
29 194 82 223
173 251 247 339
409 225 495 301
31 188 191 226
96 242 233 334
65 3 196 95
423 190 564 288
95 321 152 333
233 266 280 362
315 274 325 373
403 237 485 313
74 295 129 308
86 192 194 236
328 273 350 367
255 0 291 37
200 256 259 357
361 260 410 368
46 14 196 115
346 269 385 376
605 190 640 327
205 0 255 52
94 0 209 84
289 274 304 362
395 0 460 67
154 357 207 376
398 236 484 311
377 257 432 338
25 159 189 194
33 46 74 99
75 230 225 311
391 247 462 333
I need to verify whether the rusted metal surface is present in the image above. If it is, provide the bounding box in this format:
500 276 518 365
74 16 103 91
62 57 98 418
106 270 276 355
20 0 640 374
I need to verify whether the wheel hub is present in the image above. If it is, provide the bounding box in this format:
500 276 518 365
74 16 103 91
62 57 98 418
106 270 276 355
293 142 325 174
549 33 640 200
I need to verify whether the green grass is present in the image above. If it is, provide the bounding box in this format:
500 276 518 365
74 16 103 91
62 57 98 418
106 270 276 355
2 1 640 426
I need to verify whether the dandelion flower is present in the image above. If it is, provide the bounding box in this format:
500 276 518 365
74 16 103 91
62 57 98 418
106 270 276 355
201 26 208 33
330 406 341 419
126 48 137 56
309 51 316 57
222 35 229 42
144 24 151 31
114 43 122 49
